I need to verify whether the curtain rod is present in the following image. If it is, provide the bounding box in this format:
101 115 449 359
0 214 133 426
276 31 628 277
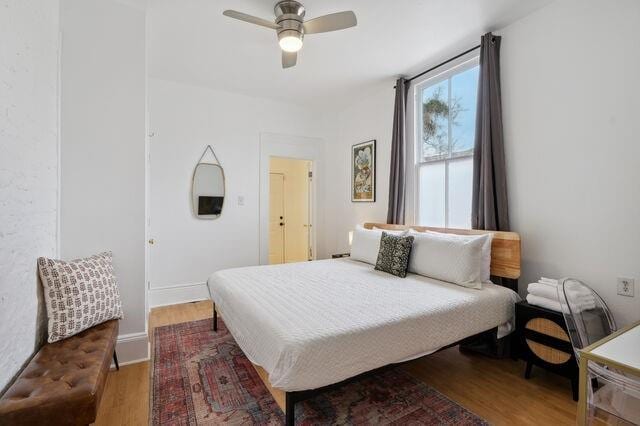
394 44 481 88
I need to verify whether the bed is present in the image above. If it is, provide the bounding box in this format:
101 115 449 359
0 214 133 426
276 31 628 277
207 223 521 425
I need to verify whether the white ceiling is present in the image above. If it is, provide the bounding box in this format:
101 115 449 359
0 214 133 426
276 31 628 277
149 0 552 109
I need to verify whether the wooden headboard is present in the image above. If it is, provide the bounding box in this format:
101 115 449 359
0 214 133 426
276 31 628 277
363 223 521 279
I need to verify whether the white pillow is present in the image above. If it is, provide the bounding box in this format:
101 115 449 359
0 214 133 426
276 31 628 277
349 226 406 265
38 252 123 342
408 230 488 289
423 230 493 283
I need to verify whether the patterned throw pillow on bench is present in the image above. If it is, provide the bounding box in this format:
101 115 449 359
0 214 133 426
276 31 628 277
374 232 414 278
38 252 123 343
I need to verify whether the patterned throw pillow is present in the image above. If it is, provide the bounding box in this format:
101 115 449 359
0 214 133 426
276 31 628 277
37 252 123 343
374 232 414 278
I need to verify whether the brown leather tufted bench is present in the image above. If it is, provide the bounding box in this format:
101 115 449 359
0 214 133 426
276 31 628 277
0 320 119 425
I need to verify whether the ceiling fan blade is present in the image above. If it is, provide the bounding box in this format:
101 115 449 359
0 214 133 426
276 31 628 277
282 51 297 69
223 10 281 30
303 11 357 34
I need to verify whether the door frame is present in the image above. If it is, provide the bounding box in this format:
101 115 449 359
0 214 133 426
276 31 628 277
259 133 322 266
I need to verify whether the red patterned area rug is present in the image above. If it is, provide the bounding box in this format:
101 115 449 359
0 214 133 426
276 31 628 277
152 318 488 425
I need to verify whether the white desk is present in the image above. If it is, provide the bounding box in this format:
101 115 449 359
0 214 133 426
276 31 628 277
578 320 640 425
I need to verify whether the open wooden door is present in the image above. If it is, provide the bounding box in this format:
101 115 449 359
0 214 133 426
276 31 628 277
269 173 285 264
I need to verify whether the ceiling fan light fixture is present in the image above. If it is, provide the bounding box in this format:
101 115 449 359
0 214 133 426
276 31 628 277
223 1 357 68
278 30 303 52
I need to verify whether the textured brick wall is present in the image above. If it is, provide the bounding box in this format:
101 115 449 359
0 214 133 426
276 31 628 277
0 0 60 390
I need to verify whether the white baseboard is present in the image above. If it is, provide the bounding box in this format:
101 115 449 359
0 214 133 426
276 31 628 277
114 331 149 366
149 281 210 308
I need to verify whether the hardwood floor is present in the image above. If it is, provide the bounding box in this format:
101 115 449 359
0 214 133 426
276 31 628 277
96 300 577 425
95 362 149 426
403 348 576 425
95 301 213 426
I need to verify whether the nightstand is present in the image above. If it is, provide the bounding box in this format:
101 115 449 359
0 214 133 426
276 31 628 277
331 253 350 259
515 301 578 401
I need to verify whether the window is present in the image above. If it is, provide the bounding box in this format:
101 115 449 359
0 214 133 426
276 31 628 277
415 58 479 228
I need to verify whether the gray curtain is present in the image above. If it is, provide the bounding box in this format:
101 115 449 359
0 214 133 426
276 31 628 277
387 77 409 224
472 33 510 231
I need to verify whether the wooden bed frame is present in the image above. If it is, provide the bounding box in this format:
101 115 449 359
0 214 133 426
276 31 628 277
212 223 521 425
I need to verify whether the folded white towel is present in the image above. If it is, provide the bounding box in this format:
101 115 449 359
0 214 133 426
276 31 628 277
528 282 594 302
526 294 596 312
539 277 559 286
528 283 559 300
526 294 562 312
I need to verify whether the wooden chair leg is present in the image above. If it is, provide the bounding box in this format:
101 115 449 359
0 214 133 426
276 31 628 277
113 350 120 371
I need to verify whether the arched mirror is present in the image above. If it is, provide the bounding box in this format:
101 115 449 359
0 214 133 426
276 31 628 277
192 146 225 219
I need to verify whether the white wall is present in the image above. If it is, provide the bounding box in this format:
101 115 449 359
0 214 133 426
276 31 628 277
60 0 148 362
148 78 325 307
499 0 640 325
323 0 640 326
322 82 396 255
0 0 60 390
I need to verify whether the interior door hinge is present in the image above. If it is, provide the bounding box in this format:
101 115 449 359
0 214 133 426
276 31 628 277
308 171 313 179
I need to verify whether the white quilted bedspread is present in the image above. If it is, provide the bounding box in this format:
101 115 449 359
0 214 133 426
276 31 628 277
207 258 519 392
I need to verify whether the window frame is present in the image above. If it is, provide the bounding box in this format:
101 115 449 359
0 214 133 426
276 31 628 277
412 55 479 228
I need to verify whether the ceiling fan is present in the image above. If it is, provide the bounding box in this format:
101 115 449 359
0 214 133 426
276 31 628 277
223 1 357 69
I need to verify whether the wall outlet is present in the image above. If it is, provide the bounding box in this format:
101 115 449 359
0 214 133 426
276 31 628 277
617 277 635 297
237 195 245 206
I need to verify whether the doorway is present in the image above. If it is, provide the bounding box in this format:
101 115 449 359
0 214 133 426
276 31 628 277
259 132 322 265
269 157 312 264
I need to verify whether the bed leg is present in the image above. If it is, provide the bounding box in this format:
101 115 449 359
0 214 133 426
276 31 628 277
285 392 295 426
213 302 218 332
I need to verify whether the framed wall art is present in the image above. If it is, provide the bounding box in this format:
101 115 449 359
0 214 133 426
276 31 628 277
351 140 376 202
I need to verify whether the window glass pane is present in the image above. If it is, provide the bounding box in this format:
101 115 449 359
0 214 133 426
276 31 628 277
447 156 473 228
450 66 479 156
416 60 478 229
421 79 449 160
418 162 445 227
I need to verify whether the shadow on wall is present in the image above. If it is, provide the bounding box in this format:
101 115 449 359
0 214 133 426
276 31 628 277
519 258 563 296
0 267 49 396
35 267 48 349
